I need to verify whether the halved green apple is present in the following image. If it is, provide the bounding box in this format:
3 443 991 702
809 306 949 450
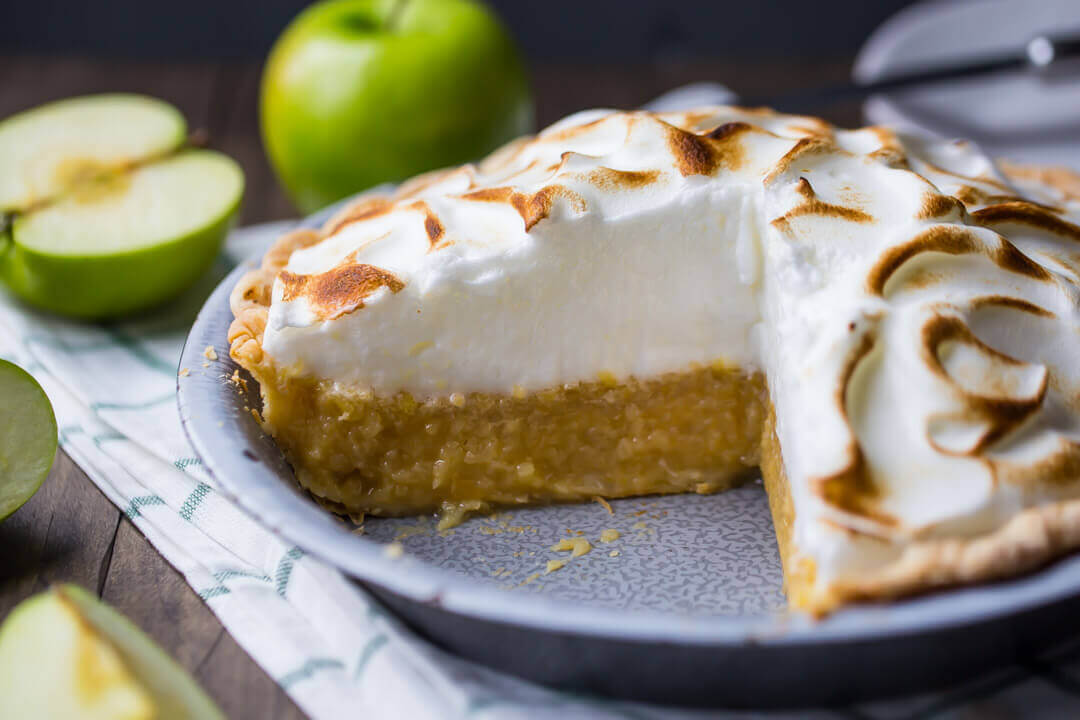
3 149 243 318
0 585 224 720
0 94 186 213
0 94 244 319
0 359 56 521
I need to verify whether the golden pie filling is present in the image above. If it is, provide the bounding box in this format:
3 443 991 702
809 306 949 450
231 105 1080 614
246 360 764 527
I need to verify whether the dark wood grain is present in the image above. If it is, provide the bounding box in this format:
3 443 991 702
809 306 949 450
0 54 863 720
0 452 120 616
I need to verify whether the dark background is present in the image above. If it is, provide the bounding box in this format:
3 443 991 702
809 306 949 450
5 0 916 61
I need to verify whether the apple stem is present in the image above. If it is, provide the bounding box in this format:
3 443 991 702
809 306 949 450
188 129 210 148
385 0 409 31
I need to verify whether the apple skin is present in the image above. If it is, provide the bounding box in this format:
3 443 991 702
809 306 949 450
0 209 237 320
0 154 243 320
261 0 534 214
0 359 56 521
0 216 230 320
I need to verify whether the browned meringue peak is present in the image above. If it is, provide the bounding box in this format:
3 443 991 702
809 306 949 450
277 262 405 322
315 107 834 258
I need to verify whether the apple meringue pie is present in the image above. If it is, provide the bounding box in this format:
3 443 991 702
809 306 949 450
230 106 1080 613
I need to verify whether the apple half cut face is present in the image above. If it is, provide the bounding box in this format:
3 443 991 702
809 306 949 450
0 94 244 319
0 359 56 521
0 94 186 213
0 585 224 720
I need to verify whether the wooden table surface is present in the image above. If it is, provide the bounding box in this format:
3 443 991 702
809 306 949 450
0 55 858 719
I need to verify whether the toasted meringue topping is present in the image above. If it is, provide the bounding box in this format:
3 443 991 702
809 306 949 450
263 108 800 393
261 106 1080 593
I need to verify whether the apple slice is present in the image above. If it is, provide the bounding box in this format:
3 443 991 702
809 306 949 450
0 585 224 719
0 359 56 521
1 148 243 318
0 94 186 213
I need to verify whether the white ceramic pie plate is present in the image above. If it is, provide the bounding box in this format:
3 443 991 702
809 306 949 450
177 196 1080 707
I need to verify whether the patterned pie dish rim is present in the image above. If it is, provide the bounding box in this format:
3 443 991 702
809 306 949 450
177 191 1080 649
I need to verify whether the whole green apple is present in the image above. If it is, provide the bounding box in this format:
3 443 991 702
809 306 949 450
261 0 534 213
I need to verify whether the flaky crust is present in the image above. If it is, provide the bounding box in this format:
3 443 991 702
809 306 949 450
822 498 1080 612
765 406 1080 614
228 194 397 379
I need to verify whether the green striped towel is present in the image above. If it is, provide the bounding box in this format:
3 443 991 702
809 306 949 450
3 219 1080 720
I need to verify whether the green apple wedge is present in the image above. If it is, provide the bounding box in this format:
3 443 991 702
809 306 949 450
0 585 224 720
0 94 244 319
261 0 534 213
0 359 56 521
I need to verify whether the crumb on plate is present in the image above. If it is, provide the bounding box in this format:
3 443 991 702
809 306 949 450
551 537 592 558
600 529 621 543
545 559 567 574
